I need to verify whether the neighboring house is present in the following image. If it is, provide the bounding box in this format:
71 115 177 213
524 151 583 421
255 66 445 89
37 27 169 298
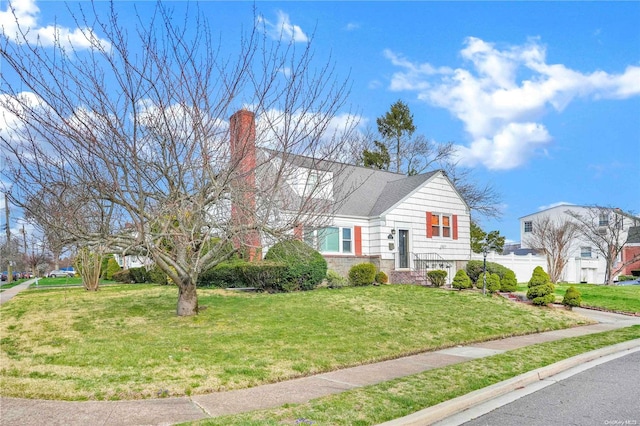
620 226 640 277
231 110 472 284
520 204 640 283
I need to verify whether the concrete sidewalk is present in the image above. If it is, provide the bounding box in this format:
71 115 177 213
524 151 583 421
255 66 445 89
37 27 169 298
1 305 639 425
0 278 37 305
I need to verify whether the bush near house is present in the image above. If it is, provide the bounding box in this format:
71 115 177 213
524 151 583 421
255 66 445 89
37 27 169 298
101 255 121 280
375 271 389 285
326 270 349 288
465 260 514 285
500 270 518 292
527 266 555 306
198 259 248 288
112 269 132 283
348 263 377 286
452 269 472 290
264 240 327 291
562 286 582 310
148 265 169 285
426 269 447 287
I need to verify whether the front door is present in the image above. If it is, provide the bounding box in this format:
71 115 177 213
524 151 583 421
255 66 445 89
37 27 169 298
398 229 409 269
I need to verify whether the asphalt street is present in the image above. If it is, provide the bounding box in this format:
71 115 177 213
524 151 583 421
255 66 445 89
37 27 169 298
462 350 640 426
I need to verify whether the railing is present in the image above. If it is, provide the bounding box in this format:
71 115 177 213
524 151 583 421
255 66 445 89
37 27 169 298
411 252 451 282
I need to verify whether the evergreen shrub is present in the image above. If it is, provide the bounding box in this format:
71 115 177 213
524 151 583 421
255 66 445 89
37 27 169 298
562 286 582 310
326 270 349 288
348 263 377 286
264 240 327 291
527 266 555 306
465 260 514 284
375 271 389 284
426 269 447 287
452 269 472 290
500 270 518 292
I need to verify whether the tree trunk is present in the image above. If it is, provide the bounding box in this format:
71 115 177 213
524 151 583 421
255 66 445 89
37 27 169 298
176 280 198 316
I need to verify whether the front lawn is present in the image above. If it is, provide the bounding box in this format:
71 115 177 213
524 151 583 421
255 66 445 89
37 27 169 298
0 284 592 401
517 282 640 313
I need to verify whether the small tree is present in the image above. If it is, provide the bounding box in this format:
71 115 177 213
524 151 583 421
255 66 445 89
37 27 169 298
524 215 578 283
562 286 582 310
426 269 447 287
452 269 472 290
74 246 104 291
527 266 555 306
500 270 518 292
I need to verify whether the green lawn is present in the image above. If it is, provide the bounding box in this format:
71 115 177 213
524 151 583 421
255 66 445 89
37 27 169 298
0 284 592 401
186 326 640 426
516 282 640 313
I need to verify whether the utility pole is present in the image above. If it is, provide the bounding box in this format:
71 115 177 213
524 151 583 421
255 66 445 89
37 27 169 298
5 192 12 283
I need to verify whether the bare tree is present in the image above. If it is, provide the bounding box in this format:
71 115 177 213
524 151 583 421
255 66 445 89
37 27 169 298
567 207 640 285
0 3 356 315
523 215 579 284
441 162 502 220
22 234 51 278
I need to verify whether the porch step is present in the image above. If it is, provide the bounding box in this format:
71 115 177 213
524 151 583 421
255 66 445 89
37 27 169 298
390 270 428 286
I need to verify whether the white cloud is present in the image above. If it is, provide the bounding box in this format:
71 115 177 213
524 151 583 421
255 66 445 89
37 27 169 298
257 10 308 43
344 22 360 32
0 0 109 50
385 37 640 170
538 201 575 211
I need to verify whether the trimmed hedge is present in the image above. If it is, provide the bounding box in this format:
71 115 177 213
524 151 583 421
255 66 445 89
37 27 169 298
197 259 248 288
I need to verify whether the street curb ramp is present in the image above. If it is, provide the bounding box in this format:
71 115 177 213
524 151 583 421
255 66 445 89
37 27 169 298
378 338 640 426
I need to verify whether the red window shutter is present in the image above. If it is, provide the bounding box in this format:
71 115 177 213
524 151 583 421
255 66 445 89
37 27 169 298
293 224 303 240
355 226 362 256
426 212 433 238
452 215 458 240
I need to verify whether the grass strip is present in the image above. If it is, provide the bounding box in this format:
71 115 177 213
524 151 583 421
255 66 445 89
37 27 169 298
187 325 640 426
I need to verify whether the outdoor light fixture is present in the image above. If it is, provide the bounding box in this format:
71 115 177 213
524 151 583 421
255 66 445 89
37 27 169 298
387 233 394 240
482 244 490 295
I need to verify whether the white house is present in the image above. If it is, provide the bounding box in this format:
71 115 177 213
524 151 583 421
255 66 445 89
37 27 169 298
231 110 472 284
519 204 640 283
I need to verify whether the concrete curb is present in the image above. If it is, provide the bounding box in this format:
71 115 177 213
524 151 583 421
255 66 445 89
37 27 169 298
378 338 640 426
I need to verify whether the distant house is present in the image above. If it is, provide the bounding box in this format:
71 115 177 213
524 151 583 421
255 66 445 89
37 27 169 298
520 204 640 283
231 110 472 283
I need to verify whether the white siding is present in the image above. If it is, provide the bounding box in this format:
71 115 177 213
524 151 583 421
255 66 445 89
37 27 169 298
379 173 471 266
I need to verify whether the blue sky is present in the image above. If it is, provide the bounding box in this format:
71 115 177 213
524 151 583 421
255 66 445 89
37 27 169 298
1 1 639 242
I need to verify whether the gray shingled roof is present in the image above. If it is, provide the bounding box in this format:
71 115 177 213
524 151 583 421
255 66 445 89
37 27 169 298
628 226 640 244
262 150 441 217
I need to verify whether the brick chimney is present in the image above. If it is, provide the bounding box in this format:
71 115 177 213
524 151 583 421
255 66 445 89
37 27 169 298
230 110 260 260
